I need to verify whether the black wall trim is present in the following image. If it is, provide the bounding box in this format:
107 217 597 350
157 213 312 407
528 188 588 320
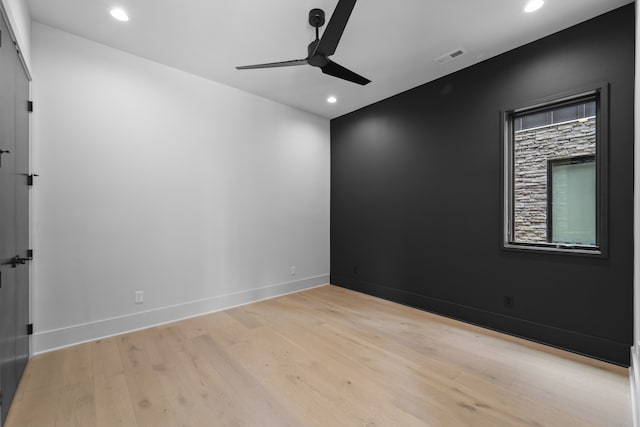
330 5 634 367
332 276 630 366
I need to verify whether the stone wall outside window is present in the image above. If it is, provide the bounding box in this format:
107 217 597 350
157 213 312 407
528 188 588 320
513 118 596 243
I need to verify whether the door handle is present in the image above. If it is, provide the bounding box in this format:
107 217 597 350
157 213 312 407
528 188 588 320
0 149 10 168
11 255 32 268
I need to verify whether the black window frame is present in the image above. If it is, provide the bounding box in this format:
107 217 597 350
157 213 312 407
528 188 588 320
501 84 609 257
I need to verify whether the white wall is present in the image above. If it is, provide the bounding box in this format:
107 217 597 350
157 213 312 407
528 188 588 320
1 0 31 73
31 23 330 353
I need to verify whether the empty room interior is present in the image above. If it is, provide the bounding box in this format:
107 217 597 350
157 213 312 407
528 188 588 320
1 0 639 425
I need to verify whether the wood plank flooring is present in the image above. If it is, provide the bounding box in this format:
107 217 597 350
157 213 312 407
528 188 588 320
5 285 632 426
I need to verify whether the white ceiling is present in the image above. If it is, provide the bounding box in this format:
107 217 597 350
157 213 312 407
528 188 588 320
27 0 632 119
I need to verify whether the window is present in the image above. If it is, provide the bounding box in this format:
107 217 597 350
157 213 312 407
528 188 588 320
548 156 596 245
502 86 608 255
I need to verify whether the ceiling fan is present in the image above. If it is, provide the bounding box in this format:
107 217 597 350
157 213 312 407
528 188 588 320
236 0 370 86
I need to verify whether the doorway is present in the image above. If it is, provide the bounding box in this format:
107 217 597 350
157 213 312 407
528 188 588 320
0 12 31 425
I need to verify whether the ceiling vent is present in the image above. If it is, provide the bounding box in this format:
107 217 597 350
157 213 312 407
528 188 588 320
436 48 466 64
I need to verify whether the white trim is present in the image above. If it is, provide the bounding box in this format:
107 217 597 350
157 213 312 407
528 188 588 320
0 2 31 80
632 347 640 427
635 0 640 390
32 275 329 354
634 7 640 427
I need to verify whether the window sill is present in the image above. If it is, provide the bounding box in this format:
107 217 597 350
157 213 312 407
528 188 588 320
502 242 606 257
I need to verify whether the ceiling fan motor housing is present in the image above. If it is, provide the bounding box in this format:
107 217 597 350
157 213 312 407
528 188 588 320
307 40 329 67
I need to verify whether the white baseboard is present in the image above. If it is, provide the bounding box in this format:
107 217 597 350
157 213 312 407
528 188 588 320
32 275 329 354
632 346 639 427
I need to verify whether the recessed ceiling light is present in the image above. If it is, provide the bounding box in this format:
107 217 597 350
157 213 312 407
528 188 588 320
524 0 544 13
327 96 337 104
110 8 129 22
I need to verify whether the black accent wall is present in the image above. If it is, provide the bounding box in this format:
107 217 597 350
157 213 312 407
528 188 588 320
330 5 634 366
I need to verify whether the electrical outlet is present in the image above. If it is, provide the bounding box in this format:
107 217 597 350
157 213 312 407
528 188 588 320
290 265 296 275
503 296 514 309
135 290 144 304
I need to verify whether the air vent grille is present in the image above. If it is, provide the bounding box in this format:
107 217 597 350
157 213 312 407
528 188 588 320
436 48 466 64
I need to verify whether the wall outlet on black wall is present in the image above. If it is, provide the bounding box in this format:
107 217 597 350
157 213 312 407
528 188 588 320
503 296 515 309
352 266 358 275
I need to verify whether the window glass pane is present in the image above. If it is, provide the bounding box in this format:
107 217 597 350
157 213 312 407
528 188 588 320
514 117 522 132
521 111 551 129
550 159 596 245
552 104 579 123
585 100 596 117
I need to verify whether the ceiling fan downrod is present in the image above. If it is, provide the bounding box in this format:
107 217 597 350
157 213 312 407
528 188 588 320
309 8 325 41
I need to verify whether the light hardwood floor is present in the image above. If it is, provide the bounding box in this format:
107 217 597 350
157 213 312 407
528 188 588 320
5 285 632 426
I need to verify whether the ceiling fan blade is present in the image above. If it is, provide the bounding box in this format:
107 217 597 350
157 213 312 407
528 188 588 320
236 59 307 70
314 0 357 57
321 60 370 85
